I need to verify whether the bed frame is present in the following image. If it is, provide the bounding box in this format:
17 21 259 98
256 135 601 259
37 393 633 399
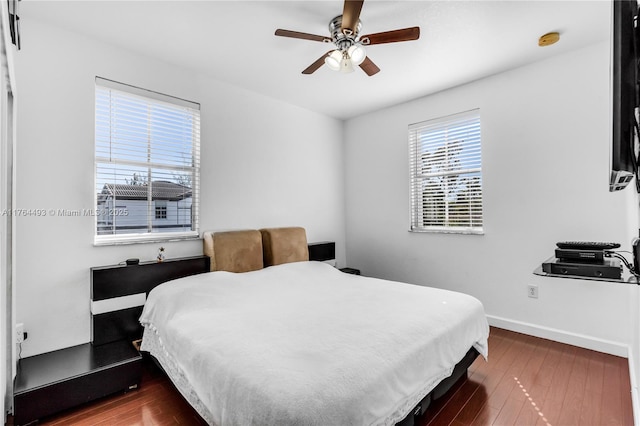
89 228 479 426
90 233 333 345
90 255 211 345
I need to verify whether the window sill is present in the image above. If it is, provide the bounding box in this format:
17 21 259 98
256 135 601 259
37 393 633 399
409 227 484 235
94 232 200 246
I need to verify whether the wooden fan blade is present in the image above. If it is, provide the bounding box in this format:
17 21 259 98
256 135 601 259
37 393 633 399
302 51 332 74
361 27 420 45
359 56 380 76
342 0 365 34
275 29 331 43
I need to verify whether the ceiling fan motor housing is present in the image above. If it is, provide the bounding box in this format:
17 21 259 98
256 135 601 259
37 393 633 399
329 15 362 50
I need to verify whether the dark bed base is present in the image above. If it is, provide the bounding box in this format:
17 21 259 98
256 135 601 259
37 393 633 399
397 347 480 426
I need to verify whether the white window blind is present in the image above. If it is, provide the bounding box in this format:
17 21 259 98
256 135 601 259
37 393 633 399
409 109 483 234
95 77 200 244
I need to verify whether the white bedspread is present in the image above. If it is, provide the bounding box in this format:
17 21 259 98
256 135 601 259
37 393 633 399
139 261 488 426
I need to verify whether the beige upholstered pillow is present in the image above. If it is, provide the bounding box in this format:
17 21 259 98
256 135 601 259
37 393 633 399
260 227 309 267
202 230 264 273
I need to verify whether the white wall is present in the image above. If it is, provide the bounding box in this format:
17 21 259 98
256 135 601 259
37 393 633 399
14 19 345 357
344 41 638 356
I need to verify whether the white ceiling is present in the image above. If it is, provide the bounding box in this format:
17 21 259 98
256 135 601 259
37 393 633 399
21 1 610 119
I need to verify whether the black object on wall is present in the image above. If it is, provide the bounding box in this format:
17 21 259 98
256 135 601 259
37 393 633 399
8 0 20 49
633 235 640 275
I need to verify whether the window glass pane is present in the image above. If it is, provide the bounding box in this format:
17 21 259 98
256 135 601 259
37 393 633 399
409 109 483 234
95 79 200 243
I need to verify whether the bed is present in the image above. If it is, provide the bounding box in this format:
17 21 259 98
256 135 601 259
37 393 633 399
139 227 489 426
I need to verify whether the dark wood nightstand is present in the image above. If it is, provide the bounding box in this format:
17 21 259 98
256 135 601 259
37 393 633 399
340 267 361 275
13 340 141 425
308 241 336 262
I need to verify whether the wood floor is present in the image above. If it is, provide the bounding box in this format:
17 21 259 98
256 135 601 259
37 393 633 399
9 327 634 426
420 327 633 426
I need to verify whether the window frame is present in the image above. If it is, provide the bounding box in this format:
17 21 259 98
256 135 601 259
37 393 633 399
408 109 484 235
94 77 201 245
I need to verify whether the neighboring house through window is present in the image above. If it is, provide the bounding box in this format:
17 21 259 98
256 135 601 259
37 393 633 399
95 77 201 244
408 109 483 234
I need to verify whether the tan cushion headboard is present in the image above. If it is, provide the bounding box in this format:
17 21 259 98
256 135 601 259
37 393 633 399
202 230 264 273
260 227 309 267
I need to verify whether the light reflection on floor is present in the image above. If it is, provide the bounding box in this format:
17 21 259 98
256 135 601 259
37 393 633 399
514 376 552 426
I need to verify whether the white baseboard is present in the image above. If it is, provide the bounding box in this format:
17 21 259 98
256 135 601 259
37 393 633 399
632 387 639 426
486 315 628 357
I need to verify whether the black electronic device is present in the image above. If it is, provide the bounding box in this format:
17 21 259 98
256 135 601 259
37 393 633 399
633 237 640 275
125 258 139 266
554 249 605 263
610 0 640 192
555 241 620 250
542 258 622 280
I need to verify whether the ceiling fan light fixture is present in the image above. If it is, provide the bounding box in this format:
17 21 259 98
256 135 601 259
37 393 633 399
340 56 354 73
325 50 343 71
275 0 421 76
348 44 366 65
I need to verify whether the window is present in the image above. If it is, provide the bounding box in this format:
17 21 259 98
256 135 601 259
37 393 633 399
95 77 200 244
409 109 483 234
155 201 167 220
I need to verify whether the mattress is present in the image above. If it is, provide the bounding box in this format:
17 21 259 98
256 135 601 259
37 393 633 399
139 261 489 426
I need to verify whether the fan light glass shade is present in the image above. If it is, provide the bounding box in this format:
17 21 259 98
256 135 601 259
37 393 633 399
348 44 366 66
340 57 354 73
325 50 342 71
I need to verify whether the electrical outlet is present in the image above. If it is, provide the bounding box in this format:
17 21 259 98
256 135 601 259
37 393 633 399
16 323 24 343
528 285 538 299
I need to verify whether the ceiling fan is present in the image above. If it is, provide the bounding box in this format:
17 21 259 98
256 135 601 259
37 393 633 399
275 0 420 76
